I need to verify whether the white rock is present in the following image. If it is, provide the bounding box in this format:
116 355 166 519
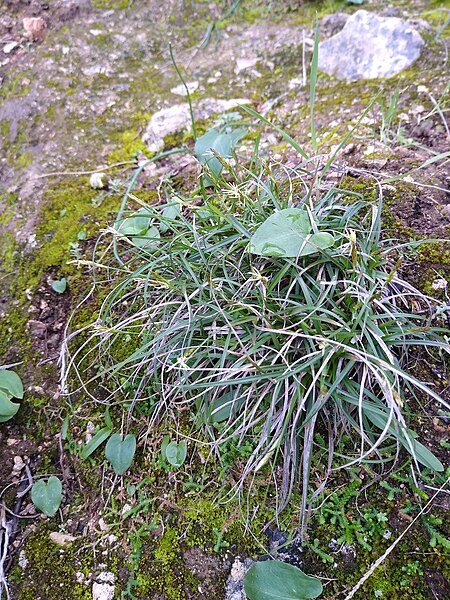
89 172 107 189
432 279 447 291
98 517 109 532
49 532 76 547
170 81 199 96
97 572 115 584
23 17 47 41
18 550 28 570
92 582 115 600
235 57 258 74
318 10 424 80
225 557 254 600
142 98 251 153
3 42 19 54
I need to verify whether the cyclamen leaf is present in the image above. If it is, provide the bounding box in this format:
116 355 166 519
165 441 187 467
31 476 62 517
195 127 246 178
160 200 181 234
105 433 136 475
244 560 323 600
0 369 24 399
130 226 160 250
205 391 246 424
0 389 20 422
119 209 153 236
51 278 67 294
249 208 334 258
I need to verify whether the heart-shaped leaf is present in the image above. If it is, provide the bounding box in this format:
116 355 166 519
130 226 160 249
164 440 187 467
118 209 160 249
31 476 62 517
244 560 323 600
0 389 20 422
0 369 24 399
105 433 136 475
195 127 246 179
52 278 67 294
118 209 152 236
249 208 334 258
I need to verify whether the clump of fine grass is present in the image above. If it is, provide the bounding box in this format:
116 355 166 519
61 25 449 535
62 152 449 534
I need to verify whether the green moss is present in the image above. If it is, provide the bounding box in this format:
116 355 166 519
12 526 118 600
108 125 150 163
0 71 31 100
92 0 130 8
17 150 34 167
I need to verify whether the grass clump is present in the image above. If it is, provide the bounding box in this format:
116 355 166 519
63 145 449 534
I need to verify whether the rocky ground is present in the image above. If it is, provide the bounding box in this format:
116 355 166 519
0 0 449 598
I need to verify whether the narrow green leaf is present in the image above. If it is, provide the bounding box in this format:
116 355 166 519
364 407 444 471
81 426 112 459
104 406 113 430
61 415 69 440
239 104 309 160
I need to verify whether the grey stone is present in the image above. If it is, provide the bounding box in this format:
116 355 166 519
319 12 349 38
318 10 424 80
142 98 250 153
225 557 254 600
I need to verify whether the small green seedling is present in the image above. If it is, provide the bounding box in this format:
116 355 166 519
51 278 67 294
105 433 136 475
31 476 62 517
0 369 23 422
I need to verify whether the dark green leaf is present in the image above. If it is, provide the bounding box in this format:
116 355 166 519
31 476 62 517
244 560 323 600
105 433 137 475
